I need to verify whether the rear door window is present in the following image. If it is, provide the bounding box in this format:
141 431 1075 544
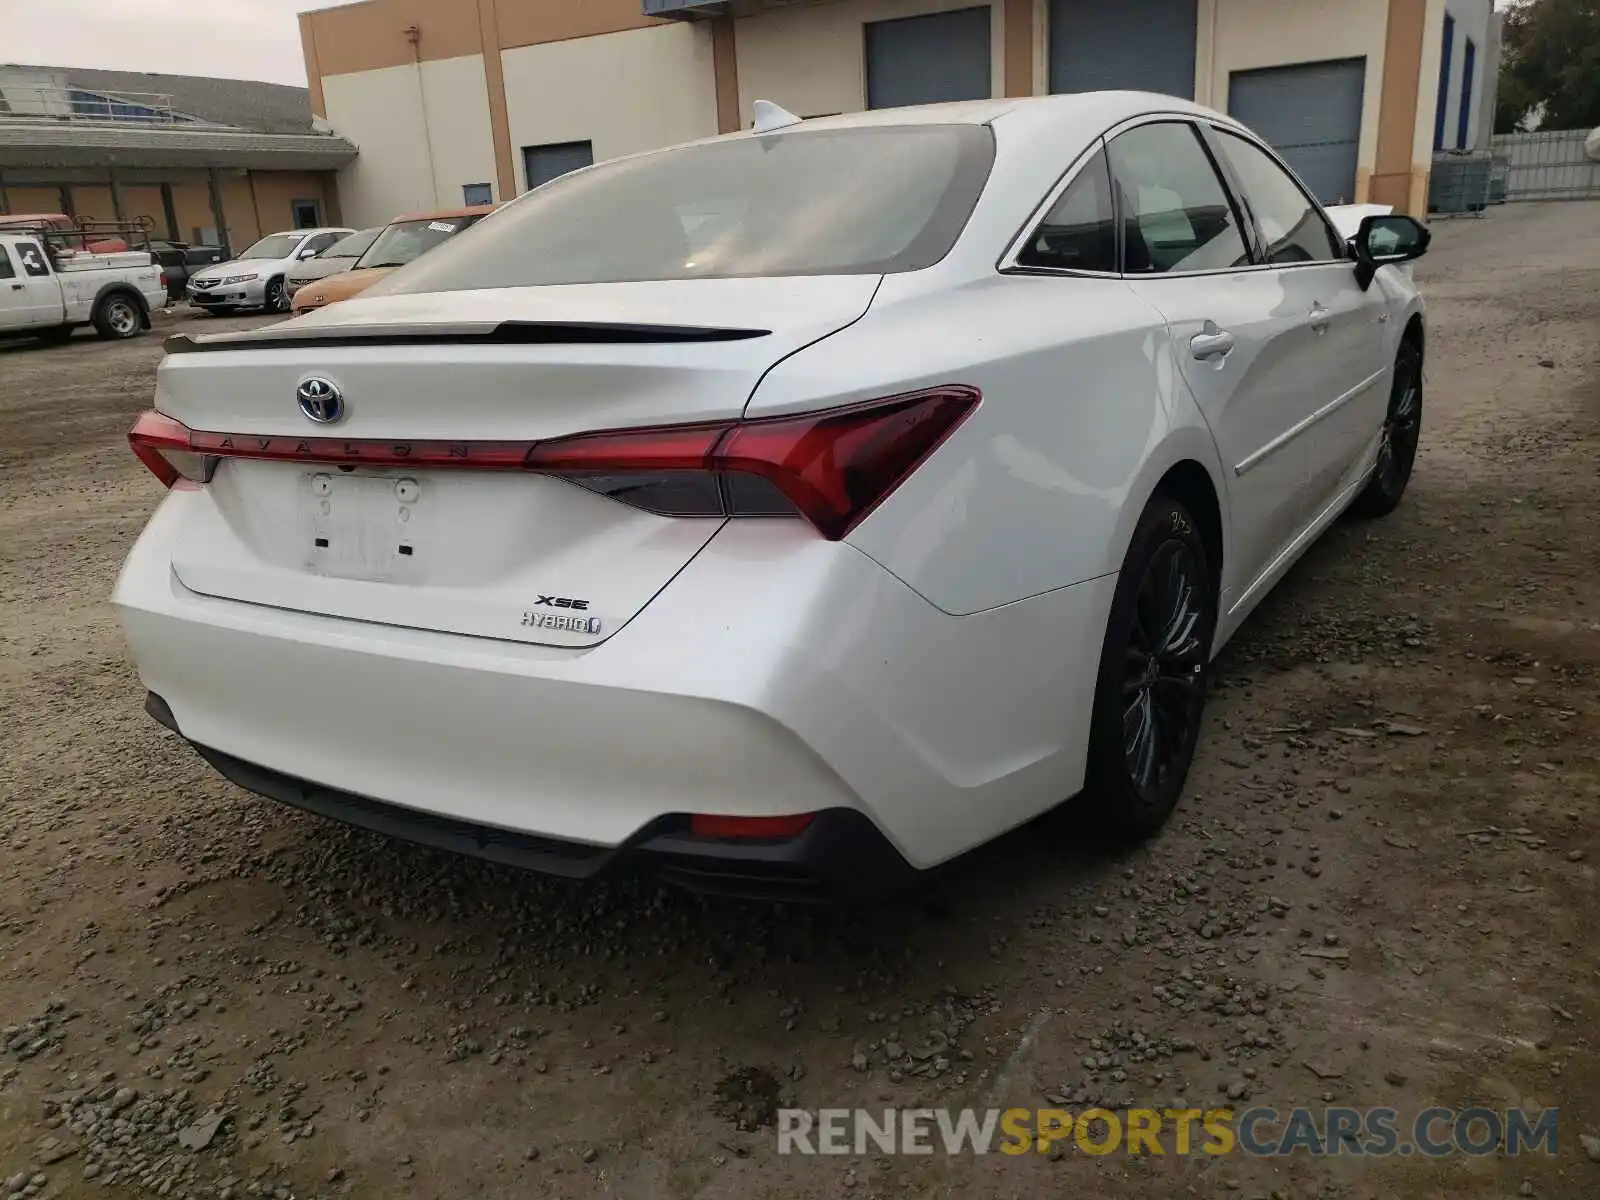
1107 122 1250 274
1016 147 1117 273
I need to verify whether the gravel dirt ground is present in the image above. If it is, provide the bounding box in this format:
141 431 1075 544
1 201 1598 1200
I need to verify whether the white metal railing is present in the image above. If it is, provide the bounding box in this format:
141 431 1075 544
0 83 181 126
1491 129 1600 202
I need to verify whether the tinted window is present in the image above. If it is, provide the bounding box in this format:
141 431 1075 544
1107 122 1248 274
16 242 51 277
239 233 302 260
355 216 485 270
384 126 995 293
1212 131 1343 264
0 247 13 280
1017 148 1116 273
321 229 380 259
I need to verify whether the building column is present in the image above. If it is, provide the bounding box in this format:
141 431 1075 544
160 183 180 241
1371 0 1428 214
207 169 230 255
712 15 742 133
1003 0 1033 97
475 0 518 199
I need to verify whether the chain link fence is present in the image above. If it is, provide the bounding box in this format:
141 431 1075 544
1489 129 1600 202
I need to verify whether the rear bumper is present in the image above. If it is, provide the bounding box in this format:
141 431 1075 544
115 490 1112 876
146 693 911 899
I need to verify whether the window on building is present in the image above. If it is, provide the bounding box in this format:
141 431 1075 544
291 200 322 229
1434 14 1455 150
1211 131 1342 264
522 141 594 193
462 183 493 207
1107 122 1249 274
1016 147 1117 273
1458 37 1477 149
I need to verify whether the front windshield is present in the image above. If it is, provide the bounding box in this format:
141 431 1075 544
355 217 480 270
321 228 380 259
381 125 994 294
239 233 304 260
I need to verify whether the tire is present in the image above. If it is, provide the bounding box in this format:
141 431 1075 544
92 293 143 340
1081 494 1217 841
263 277 288 314
1349 336 1423 519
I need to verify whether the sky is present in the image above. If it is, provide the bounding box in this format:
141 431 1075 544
9 0 339 87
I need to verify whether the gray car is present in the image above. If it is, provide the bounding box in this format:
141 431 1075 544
186 227 354 314
285 227 381 305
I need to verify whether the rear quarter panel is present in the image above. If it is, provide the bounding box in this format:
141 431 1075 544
746 272 1230 616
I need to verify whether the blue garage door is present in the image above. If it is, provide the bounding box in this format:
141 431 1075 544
1049 0 1197 98
1229 59 1366 205
865 7 992 110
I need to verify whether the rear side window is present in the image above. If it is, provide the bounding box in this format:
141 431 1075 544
1211 130 1343 264
379 125 996 292
1107 122 1249 275
16 242 51 277
1017 147 1117 273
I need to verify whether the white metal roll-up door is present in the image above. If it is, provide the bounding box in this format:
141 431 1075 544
1228 59 1367 205
865 7 992 110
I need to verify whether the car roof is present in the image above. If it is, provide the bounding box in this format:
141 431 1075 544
389 204 499 224
776 91 1217 134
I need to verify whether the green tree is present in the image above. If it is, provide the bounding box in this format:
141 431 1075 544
1494 0 1600 133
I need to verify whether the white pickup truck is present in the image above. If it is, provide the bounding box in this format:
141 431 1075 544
0 231 168 343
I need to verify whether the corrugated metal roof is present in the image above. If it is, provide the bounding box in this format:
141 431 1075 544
2 64 316 135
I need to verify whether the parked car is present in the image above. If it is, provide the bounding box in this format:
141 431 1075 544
1 230 166 342
285 227 381 306
150 240 228 303
290 206 496 313
186 227 354 314
117 93 1430 898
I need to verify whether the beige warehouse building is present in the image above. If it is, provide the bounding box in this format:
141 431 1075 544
300 0 1499 228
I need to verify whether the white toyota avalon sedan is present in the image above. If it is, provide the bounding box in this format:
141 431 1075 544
116 92 1430 898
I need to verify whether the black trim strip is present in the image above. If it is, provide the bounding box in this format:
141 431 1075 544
164 320 772 355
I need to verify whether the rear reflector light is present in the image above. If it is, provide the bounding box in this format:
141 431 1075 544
688 813 817 841
127 386 979 541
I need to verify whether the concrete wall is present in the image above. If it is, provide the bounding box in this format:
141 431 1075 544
322 54 499 226
500 23 718 191
734 0 1008 120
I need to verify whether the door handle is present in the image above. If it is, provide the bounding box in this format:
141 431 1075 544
9 284 23 291
1190 323 1236 362
1309 302 1332 334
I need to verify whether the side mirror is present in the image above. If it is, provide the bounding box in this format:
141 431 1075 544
298 247 319 259
1349 214 1431 290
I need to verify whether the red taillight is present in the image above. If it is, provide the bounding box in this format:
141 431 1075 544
129 410 211 490
688 813 817 840
125 386 979 540
525 387 980 540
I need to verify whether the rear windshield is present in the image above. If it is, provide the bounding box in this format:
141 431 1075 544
322 228 380 259
380 125 995 293
356 216 485 271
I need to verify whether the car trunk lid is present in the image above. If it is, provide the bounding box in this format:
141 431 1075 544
159 275 879 648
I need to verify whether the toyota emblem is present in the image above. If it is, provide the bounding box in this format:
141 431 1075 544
296 377 345 424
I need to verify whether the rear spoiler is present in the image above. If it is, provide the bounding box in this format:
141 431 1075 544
164 321 773 355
